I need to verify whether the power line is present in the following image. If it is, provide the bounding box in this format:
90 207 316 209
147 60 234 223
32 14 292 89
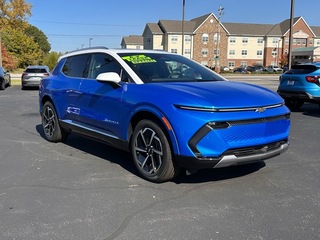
30 20 143 27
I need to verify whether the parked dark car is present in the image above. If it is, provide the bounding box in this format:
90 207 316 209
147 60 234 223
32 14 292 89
233 66 247 73
21 65 50 89
246 65 265 73
277 62 320 109
0 66 11 90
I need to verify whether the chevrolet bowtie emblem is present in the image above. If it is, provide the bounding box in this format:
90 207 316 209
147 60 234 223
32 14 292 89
255 107 266 113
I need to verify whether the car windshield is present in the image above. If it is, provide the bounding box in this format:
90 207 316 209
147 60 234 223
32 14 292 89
119 52 225 83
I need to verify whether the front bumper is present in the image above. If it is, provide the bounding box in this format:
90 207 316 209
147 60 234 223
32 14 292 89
175 139 289 170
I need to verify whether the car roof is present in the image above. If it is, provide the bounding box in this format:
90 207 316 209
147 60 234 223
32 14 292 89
27 65 49 69
58 47 168 61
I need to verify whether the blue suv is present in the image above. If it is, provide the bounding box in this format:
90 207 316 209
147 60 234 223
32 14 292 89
39 47 290 182
278 62 320 109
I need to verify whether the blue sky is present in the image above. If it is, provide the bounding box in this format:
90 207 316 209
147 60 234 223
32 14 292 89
27 0 319 53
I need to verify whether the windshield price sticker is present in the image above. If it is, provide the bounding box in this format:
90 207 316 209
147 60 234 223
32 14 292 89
122 55 157 64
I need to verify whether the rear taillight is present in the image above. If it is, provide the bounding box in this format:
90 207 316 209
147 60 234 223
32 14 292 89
306 76 320 83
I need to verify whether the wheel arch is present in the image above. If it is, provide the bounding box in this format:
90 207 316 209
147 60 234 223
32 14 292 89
128 110 180 155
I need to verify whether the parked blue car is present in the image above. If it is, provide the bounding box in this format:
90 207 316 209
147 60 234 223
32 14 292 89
278 62 320 109
39 47 290 182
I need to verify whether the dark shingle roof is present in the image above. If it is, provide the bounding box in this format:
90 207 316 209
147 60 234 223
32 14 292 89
122 35 143 45
145 23 163 34
222 22 274 36
158 20 195 34
311 26 320 36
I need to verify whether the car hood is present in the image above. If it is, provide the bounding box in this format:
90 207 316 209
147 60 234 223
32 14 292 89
147 81 283 109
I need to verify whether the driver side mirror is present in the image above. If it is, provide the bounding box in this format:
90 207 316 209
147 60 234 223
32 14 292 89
96 72 121 83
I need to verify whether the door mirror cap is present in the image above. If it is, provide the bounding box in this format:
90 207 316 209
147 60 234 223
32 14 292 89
96 72 121 84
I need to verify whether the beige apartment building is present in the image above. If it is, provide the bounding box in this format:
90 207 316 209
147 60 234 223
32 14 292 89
121 13 320 69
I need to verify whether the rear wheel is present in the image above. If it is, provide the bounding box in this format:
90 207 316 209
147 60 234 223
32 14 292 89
131 120 180 182
284 98 304 110
42 101 68 142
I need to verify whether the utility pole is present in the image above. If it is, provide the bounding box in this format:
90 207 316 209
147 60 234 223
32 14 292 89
214 6 224 71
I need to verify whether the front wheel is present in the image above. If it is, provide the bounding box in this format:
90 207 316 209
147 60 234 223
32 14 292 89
131 120 180 182
41 101 68 142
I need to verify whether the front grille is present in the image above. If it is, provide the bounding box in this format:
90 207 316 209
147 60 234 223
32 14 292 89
223 140 287 157
226 114 290 126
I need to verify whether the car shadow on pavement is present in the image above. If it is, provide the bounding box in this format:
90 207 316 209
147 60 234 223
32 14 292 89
300 104 320 117
174 162 266 184
36 124 266 184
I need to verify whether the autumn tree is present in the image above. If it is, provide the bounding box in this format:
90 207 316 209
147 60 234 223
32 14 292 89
2 28 42 68
1 0 52 68
0 0 32 30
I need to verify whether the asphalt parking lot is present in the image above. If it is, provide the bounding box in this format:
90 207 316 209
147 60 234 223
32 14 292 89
0 80 320 240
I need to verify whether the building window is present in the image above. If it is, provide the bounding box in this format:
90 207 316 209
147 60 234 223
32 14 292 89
185 35 191 42
214 33 219 43
241 50 247 55
229 50 235 55
309 38 313 45
171 35 178 42
257 38 263 44
285 38 289 45
257 50 263 56
316 39 320 45
230 37 236 43
241 61 247 67
136 46 141 49
184 49 191 55
228 61 235 68
213 49 220 55
202 48 208 56
147 38 151 43
272 38 279 44
242 38 248 43
202 34 209 44
171 49 177 53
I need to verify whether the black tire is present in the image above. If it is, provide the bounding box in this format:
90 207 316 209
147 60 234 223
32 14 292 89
0 80 5 90
284 98 304 110
131 120 180 182
41 101 68 142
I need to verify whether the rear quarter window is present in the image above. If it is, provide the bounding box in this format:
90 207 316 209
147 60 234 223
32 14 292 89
62 54 91 78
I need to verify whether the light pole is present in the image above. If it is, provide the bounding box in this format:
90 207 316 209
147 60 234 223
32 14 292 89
89 38 93 48
288 0 295 69
181 0 185 56
214 6 224 71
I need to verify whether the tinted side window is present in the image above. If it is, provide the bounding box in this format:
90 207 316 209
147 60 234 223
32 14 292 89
88 53 121 79
62 54 91 78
